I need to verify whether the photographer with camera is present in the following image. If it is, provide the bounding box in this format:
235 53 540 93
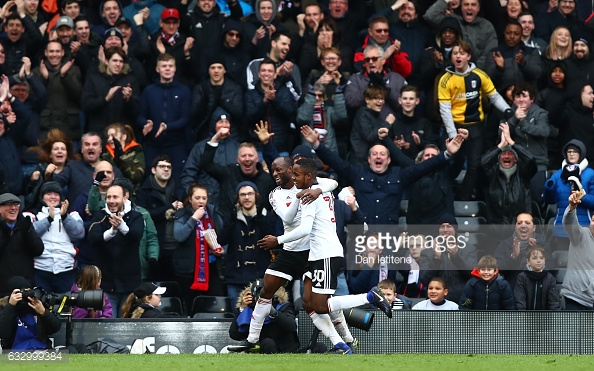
0 276 61 350
229 281 299 354
0 193 45 297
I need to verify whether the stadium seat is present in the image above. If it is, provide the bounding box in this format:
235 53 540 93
155 281 182 299
459 232 485 247
453 201 487 217
191 296 232 317
455 217 486 233
159 297 184 316
400 200 408 216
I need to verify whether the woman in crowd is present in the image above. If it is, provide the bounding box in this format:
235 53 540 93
539 26 572 89
25 128 75 211
174 183 225 310
71 265 113 319
121 282 166 318
102 123 145 190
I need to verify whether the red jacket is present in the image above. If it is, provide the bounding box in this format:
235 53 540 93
354 35 412 79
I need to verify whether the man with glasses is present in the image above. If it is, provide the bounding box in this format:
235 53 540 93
136 155 184 281
345 44 408 118
354 16 412 78
0 193 45 297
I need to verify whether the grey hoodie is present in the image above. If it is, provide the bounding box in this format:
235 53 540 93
562 206 594 307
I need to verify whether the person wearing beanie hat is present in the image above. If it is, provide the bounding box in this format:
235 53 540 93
480 122 536 225
544 138 594 245
565 32 594 91
121 281 168 318
222 176 277 305
0 276 62 350
180 107 241 211
26 180 84 294
192 52 243 142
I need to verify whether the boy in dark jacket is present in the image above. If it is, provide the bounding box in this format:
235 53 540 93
459 255 515 310
514 246 561 310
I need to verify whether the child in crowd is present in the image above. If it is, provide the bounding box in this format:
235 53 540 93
459 255 515 310
71 265 113 319
412 277 459 310
378 279 411 310
389 85 437 161
514 246 561 310
121 282 166 318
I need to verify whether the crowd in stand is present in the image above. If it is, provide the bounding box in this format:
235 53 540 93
1 0 594 327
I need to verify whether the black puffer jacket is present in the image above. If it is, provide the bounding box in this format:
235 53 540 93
514 269 561 310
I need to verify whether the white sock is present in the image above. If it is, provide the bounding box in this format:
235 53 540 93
329 310 353 343
327 294 368 312
309 312 343 346
247 297 272 344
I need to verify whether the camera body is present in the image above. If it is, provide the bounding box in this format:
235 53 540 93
19 287 104 312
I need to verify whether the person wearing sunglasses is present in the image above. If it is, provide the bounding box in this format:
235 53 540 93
353 15 412 78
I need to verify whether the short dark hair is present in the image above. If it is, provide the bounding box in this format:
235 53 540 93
260 58 276 71
271 31 290 43
400 85 420 97
512 82 536 100
62 0 79 10
152 154 172 168
429 277 448 289
295 158 317 176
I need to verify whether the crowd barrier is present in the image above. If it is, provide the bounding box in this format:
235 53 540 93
49 310 594 354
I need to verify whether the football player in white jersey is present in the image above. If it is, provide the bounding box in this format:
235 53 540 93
257 159 393 354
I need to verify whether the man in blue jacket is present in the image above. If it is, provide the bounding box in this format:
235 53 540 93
138 53 191 181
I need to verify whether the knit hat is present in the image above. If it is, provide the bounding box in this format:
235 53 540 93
134 282 166 298
104 27 123 44
223 19 242 34
236 181 259 194
499 145 518 160
208 53 226 68
439 213 458 229
115 16 132 27
292 145 314 160
40 181 62 197
8 276 31 291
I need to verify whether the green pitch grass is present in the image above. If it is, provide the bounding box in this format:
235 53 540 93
3 354 594 370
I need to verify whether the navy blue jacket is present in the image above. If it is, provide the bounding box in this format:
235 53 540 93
138 79 192 147
314 140 450 225
244 80 298 153
459 271 515 310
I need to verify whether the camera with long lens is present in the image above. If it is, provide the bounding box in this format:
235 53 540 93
20 287 105 313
